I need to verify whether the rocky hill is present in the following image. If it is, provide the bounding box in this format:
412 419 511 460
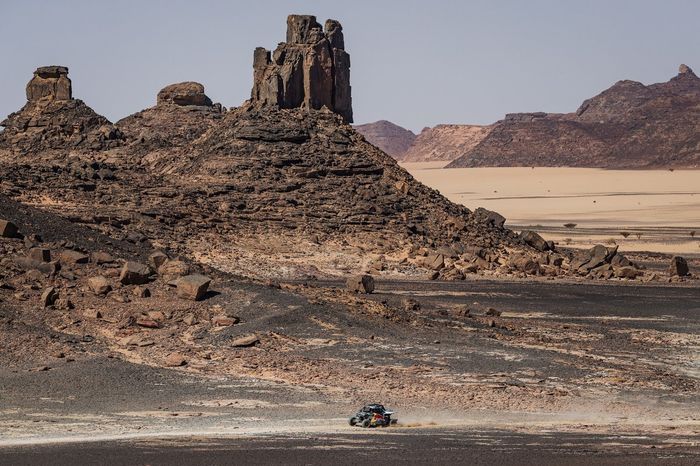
1 16 549 282
447 65 700 168
353 120 416 159
402 124 492 162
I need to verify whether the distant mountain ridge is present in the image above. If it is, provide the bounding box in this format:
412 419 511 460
447 64 700 168
355 121 491 162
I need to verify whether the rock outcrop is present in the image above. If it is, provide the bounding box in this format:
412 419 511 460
0 66 122 154
157 82 213 107
26 66 72 102
447 64 700 168
354 120 416 159
251 15 353 123
116 82 223 157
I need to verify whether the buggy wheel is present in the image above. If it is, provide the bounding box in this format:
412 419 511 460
361 418 370 428
349 417 358 426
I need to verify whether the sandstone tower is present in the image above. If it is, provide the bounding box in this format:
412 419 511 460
251 15 353 123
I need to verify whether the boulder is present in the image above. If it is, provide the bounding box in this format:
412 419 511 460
148 251 169 270
0 220 19 238
421 253 445 271
119 261 153 285
28 248 51 263
61 250 89 264
175 274 211 301
669 256 689 277
41 287 58 307
92 252 115 264
158 260 190 281
474 207 506 228
520 230 550 252
14 257 60 277
346 274 375 294
212 315 239 327
157 82 213 107
164 353 187 367
231 334 259 347
87 276 112 295
509 254 540 275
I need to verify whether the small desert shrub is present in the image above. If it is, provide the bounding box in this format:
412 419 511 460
691 231 696 238
563 223 577 229
635 233 642 240
619 231 631 238
564 238 572 245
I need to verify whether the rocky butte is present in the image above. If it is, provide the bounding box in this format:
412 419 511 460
251 15 353 123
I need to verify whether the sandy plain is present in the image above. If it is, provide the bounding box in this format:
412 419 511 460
402 162 700 255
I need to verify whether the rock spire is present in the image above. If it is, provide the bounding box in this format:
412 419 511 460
251 14 353 123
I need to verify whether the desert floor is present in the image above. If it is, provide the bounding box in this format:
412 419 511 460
403 163 700 255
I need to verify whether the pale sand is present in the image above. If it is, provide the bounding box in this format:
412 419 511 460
402 162 700 255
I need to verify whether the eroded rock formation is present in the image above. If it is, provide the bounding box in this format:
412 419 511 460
157 82 213 107
26 66 72 102
251 15 353 123
0 66 122 154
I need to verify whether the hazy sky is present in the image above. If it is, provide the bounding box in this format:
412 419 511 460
1 0 698 132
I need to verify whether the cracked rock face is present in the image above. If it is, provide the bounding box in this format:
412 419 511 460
251 14 353 123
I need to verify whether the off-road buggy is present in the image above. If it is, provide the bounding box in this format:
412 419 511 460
348 404 397 428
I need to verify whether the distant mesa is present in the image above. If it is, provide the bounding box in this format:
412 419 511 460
446 64 700 169
251 14 353 123
157 82 213 107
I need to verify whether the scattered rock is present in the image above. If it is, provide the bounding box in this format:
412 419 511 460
136 317 160 329
60 249 89 264
615 266 642 279
119 261 153 285
175 274 211 301
133 286 151 298
149 251 169 270
427 253 446 271
669 256 689 277
0 220 19 238
164 353 187 367
231 334 259 348
473 208 506 228
212 315 239 327
92 252 115 264
158 260 190 281
41 287 58 307
520 230 550 251
28 248 51 262
346 274 375 294
87 276 112 295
